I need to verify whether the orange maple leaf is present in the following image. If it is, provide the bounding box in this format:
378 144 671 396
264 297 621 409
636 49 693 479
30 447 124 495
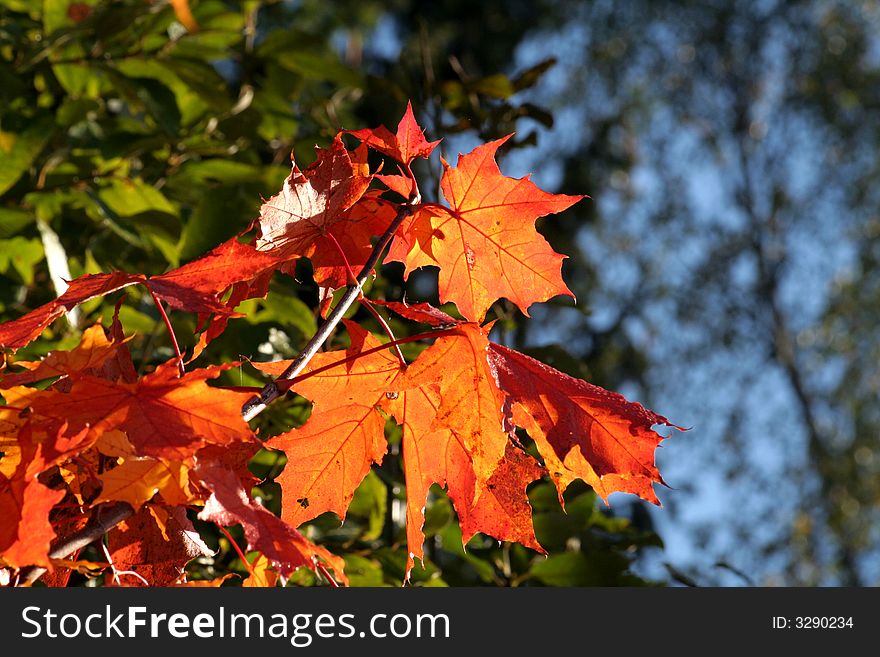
383 381 545 578
0 475 65 569
242 552 279 588
258 321 399 528
401 323 510 489
387 135 584 322
0 324 128 389
96 457 195 510
0 422 89 569
258 322 545 579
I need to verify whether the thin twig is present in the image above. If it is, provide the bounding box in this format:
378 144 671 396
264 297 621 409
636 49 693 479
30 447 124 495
100 540 149 586
18 502 134 586
241 203 415 422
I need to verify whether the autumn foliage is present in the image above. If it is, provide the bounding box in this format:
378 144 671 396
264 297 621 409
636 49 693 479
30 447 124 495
0 104 677 587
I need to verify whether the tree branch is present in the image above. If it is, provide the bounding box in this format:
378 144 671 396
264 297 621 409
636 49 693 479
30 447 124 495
241 203 415 422
18 501 134 587
735 127 862 586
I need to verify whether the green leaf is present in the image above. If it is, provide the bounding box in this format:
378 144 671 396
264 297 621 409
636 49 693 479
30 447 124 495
342 554 388 587
129 77 182 134
168 3 245 60
242 290 318 340
143 229 181 268
160 59 231 111
0 0 36 11
276 51 362 87
99 303 156 335
0 207 34 237
438 523 497 583
51 62 105 98
373 547 443 586
178 193 234 261
97 178 177 217
113 58 215 127
470 73 515 99
55 98 101 128
102 70 181 132
529 551 637 586
0 115 53 197
422 488 454 537
0 237 43 284
346 470 387 541
42 0 99 35
512 58 557 92
173 160 264 189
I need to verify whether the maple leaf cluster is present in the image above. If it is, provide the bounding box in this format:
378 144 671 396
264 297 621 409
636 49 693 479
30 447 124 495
0 103 678 586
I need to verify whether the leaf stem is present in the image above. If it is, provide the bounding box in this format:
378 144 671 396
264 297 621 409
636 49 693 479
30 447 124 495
224 329 453 396
149 289 185 378
100 539 149 586
315 561 340 588
271 328 455 394
324 231 359 286
358 299 408 367
321 230 406 365
241 203 416 421
404 162 422 205
216 524 255 578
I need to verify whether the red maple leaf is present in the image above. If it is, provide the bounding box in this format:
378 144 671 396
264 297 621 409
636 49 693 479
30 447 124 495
5 361 256 461
370 299 462 327
489 343 681 504
0 239 283 353
348 101 440 165
258 322 544 579
196 464 347 583
148 236 281 315
107 506 213 586
0 272 144 351
256 136 385 293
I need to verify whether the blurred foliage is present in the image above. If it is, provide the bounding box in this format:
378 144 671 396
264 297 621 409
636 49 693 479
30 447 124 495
1 0 663 586
506 0 880 585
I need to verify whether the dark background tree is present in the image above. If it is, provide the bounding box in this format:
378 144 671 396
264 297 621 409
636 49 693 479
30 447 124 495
2 0 877 586
508 0 880 585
